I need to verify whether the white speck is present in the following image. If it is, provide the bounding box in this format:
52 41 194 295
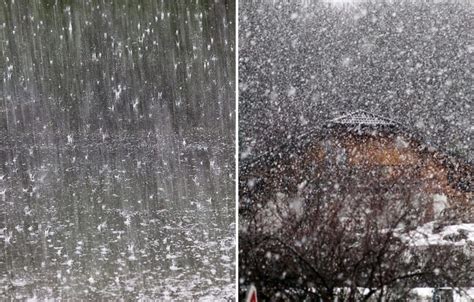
287 86 296 97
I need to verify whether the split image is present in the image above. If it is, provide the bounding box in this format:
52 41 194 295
0 0 473 301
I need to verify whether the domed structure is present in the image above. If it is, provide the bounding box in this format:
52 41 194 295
240 111 472 223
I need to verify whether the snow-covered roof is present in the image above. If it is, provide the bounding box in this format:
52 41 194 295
328 110 399 127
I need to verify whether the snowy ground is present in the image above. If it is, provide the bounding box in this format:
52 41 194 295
404 222 474 247
411 287 474 302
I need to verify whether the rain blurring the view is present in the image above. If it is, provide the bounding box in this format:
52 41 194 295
0 0 235 300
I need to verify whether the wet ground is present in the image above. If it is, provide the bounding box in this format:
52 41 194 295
0 133 235 300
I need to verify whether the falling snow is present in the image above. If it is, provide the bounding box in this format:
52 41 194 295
239 0 472 300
